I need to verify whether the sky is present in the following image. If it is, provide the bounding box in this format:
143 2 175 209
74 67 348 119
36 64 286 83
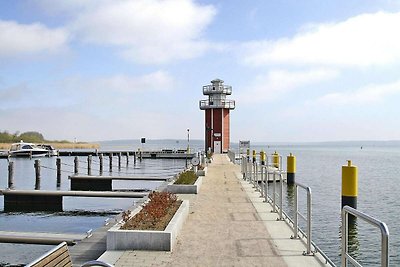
1 0 400 143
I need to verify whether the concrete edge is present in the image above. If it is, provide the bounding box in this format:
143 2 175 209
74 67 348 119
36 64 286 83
106 200 189 251
165 176 203 194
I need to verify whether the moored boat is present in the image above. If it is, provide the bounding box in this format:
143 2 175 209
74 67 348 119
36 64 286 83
9 141 48 157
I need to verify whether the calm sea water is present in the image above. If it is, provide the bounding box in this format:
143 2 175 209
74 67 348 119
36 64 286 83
242 143 400 266
0 139 201 266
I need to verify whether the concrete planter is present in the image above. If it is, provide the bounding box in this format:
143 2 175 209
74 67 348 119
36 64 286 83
107 200 189 251
166 176 203 194
196 167 208 177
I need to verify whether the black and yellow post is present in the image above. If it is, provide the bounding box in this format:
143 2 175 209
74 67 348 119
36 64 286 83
342 160 358 209
272 151 279 168
246 148 250 162
287 153 296 185
260 150 266 165
252 150 256 163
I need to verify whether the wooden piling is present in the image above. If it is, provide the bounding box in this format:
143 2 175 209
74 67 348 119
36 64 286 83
34 160 41 190
87 155 92 176
99 153 103 174
109 153 113 172
74 157 79 175
56 157 61 187
8 161 14 189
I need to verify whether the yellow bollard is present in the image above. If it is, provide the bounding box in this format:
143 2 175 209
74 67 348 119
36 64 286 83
260 150 266 165
342 160 358 209
252 150 256 163
272 151 279 168
287 153 296 185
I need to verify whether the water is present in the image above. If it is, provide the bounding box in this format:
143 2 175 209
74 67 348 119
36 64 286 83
242 143 400 266
2 139 399 266
0 139 200 266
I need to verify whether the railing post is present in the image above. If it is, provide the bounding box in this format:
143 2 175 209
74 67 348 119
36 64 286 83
126 152 129 165
292 184 299 239
342 210 348 267
260 165 264 197
306 188 312 255
8 161 14 189
279 173 284 220
264 167 269 203
272 172 276 213
118 152 122 169
34 159 41 190
56 157 61 187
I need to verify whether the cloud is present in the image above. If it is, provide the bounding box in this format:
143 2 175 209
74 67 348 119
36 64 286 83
315 79 400 105
238 68 339 103
243 11 400 68
0 20 68 58
41 0 217 64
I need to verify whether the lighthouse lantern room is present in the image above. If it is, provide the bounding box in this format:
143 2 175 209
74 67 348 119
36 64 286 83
199 79 235 154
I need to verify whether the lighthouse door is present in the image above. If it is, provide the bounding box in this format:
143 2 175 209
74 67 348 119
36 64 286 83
214 141 221 154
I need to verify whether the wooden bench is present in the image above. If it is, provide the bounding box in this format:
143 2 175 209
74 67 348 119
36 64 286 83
26 241 114 267
26 242 72 267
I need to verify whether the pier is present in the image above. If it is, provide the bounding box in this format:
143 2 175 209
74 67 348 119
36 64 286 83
96 154 328 266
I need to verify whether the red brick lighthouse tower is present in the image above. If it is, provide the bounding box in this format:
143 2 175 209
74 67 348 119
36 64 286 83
199 79 235 154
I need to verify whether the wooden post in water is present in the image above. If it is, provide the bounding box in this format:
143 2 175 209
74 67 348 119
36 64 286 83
8 161 14 189
56 157 61 187
118 153 122 169
109 153 113 172
74 157 79 174
99 153 103 174
34 159 41 190
87 155 92 176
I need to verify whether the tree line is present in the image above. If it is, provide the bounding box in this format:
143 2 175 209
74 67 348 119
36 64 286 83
0 130 69 143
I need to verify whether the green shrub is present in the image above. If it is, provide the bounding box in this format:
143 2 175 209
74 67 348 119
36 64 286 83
174 170 197 185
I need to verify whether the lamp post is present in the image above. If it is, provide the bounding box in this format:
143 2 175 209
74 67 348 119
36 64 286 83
186 129 190 168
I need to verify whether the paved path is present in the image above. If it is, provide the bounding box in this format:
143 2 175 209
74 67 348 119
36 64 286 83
106 154 328 266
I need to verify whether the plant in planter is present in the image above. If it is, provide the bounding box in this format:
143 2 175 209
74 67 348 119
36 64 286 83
107 191 189 251
120 191 181 230
174 170 197 185
166 170 203 194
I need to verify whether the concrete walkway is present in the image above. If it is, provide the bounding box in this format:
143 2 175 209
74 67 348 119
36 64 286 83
103 154 329 266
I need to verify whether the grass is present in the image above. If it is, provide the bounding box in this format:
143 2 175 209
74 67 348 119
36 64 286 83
174 170 198 185
120 191 181 231
0 142 99 150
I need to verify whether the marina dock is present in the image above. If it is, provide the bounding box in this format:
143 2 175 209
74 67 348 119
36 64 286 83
95 154 328 266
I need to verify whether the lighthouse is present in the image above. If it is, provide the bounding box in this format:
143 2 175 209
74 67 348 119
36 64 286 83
199 79 235 154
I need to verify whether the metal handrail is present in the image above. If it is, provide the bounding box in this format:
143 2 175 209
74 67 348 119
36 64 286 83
292 181 313 255
341 206 389 267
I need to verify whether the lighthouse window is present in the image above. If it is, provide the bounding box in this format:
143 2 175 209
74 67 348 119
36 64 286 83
212 86 215 90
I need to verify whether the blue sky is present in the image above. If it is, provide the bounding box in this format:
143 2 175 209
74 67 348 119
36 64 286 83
1 0 400 142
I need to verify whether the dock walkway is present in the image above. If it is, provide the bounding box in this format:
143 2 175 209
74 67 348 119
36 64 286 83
101 154 328 266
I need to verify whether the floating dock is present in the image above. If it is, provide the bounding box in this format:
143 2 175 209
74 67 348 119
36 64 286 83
69 175 171 191
0 189 148 212
0 230 89 245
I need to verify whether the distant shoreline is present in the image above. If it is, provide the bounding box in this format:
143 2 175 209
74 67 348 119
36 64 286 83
0 142 100 150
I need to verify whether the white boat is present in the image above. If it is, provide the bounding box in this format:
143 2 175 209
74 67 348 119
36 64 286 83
37 144 59 156
9 141 48 157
